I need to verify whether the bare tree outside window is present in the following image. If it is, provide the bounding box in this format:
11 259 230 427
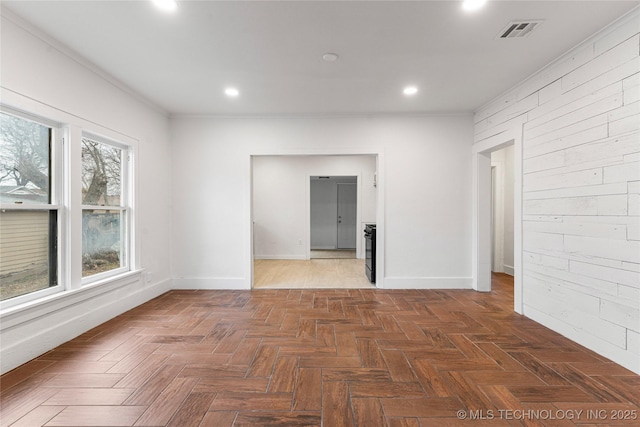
0 112 54 301
82 138 121 206
0 113 50 203
81 137 125 277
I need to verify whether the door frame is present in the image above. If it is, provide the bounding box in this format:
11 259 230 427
307 175 363 258
248 151 384 289
472 121 523 314
491 161 505 273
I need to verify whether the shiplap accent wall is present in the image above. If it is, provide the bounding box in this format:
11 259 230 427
473 9 640 373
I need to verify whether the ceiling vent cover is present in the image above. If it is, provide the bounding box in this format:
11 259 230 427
498 20 543 39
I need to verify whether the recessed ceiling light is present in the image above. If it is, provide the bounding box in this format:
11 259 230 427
225 87 239 97
322 53 339 62
403 86 418 96
151 0 177 12
462 0 487 12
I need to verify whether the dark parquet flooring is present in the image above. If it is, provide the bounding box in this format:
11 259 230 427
1 273 639 426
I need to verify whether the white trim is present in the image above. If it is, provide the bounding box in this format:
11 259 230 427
0 270 143 328
383 277 473 289
1 274 169 374
1 88 142 146
0 7 168 117
0 104 63 128
82 131 131 151
0 203 61 210
0 285 64 312
472 151 491 292
504 265 515 276
170 111 473 120
254 255 307 260
0 109 65 309
79 134 134 287
68 126 83 291
82 266 130 286
472 121 524 313
173 277 248 290
81 205 126 211
491 160 505 273
524 305 639 374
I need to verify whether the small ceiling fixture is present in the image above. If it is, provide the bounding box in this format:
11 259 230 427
403 86 418 96
462 0 487 12
224 87 239 97
151 0 177 12
322 53 339 62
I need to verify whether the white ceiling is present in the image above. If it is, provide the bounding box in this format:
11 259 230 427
3 1 638 116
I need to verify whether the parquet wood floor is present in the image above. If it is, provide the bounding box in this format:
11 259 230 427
1 273 639 426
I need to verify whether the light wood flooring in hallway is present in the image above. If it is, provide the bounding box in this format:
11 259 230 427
1 274 639 426
254 258 374 289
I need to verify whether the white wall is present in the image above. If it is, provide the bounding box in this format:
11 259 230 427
474 9 640 373
0 12 172 373
492 145 515 275
171 114 473 290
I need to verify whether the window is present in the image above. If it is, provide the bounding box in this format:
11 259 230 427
0 106 136 310
0 111 59 302
81 136 129 280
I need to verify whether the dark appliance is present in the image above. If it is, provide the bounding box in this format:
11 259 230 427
364 224 376 283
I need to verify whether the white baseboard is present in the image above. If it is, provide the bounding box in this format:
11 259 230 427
253 254 307 260
381 277 473 289
172 277 249 290
524 305 639 375
504 265 515 276
0 276 171 374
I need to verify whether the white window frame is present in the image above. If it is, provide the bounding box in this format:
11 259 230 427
0 100 139 313
0 107 66 309
80 132 132 285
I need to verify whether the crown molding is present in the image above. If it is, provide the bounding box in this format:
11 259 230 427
1 5 170 118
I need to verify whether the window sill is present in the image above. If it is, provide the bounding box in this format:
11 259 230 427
0 269 143 331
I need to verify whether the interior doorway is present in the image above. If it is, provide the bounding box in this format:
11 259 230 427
472 127 522 314
250 153 382 289
491 145 515 277
310 176 357 259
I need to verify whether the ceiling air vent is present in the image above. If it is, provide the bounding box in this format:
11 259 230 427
498 20 543 39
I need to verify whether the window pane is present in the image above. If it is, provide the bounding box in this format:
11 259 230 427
82 138 122 206
82 209 124 277
0 210 57 301
0 112 51 204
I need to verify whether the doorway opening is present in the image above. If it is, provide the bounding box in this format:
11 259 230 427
310 176 357 260
473 128 522 314
250 154 380 289
491 146 515 277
